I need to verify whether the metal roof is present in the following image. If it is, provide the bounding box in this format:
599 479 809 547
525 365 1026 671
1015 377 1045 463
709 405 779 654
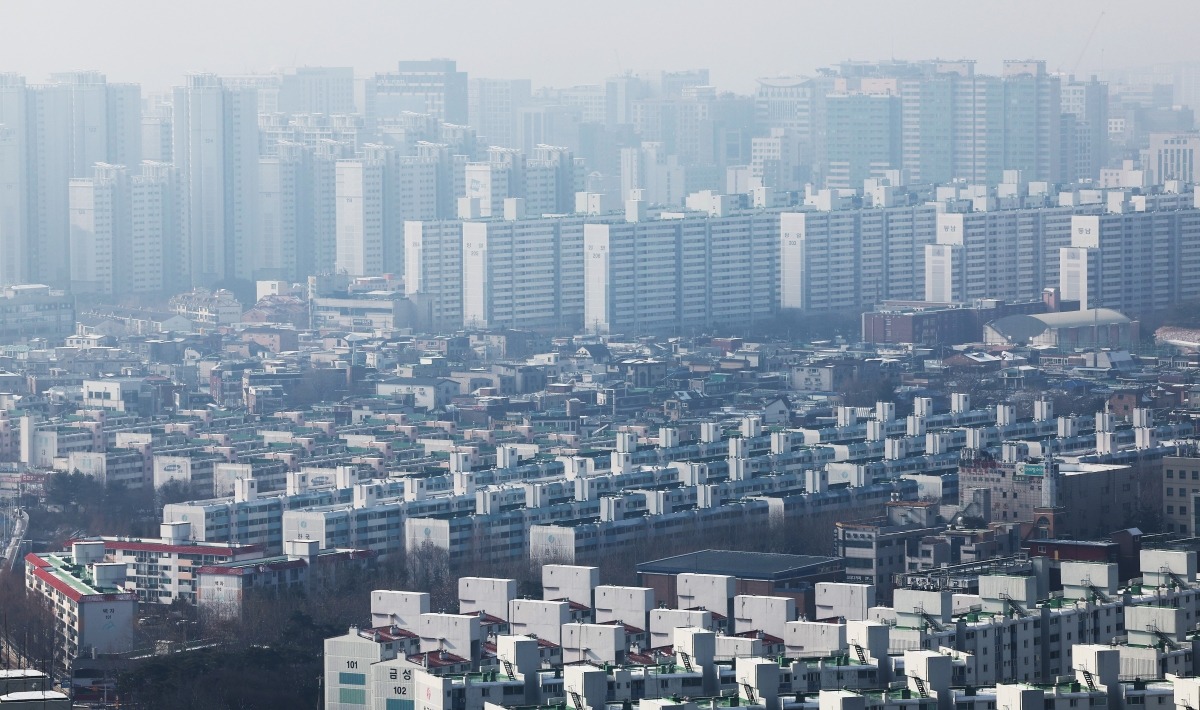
636 549 840 580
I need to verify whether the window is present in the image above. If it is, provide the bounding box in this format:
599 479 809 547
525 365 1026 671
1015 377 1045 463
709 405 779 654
340 688 367 704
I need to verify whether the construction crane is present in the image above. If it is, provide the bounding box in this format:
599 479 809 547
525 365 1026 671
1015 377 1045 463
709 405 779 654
1072 7 1107 76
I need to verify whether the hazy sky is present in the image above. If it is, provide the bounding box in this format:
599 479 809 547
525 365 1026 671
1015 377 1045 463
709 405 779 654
1 0 1197 93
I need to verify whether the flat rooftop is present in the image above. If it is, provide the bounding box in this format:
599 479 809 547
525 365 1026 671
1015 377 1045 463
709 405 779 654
24 552 137 603
636 549 841 580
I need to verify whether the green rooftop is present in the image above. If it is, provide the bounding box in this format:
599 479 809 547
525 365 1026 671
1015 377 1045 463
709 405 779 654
39 554 120 595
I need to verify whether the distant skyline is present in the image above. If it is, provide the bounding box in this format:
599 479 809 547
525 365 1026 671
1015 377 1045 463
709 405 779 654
2 0 1199 94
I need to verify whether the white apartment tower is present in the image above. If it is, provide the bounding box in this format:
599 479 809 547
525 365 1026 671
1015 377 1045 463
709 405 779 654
397 155 440 223
461 216 589 331
464 162 510 218
335 155 386 277
0 72 140 288
1060 210 1200 312
1148 133 1200 185
404 220 463 331
781 204 938 311
1061 75 1109 182
278 67 356 116
141 93 172 163
68 163 129 294
527 145 579 216
467 78 531 149
129 161 177 292
923 206 1087 304
620 142 686 206
257 141 310 281
172 74 258 286
310 139 353 275
585 205 778 333
412 141 458 220
366 60 468 127
0 74 28 286
517 104 582 156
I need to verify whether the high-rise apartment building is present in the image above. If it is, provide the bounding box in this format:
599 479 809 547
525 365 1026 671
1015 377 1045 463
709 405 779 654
69 160 179 295
0 72 140 287
335 141 449 279
259 113 364 157
130 161 178 293
755 76 817 140
278 67 356 116
463 147 528 218
813 60 1063 188
750 129 803 191
335 152 387 277
1148 133 1200 184
823 92 902 189
924 206 1087 304
141 92 172 163
68 163 129 294
526 145 579 216
413 141 458 220
47 71 141 175
584 204 778 333
781 204 939 312
220 74 282 114
461 217 589 331
0 74 28 287
659 69 710 98
554 84 608 125
464 162 510 218
1061 75 1109 182
367 60 468 126
257 142 310 282
620 142 686 206
517 104 583 156
404 220 463 331
1001 61 1062 185
467 78 531 149
397 155 440 224
909 61 1002 185
172 74 259 286
1060 209 1200 313
310 140 354 276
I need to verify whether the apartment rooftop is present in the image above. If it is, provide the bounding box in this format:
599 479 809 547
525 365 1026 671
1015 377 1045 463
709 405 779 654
195 548 374 576
24 552 136 602
636 549 840 580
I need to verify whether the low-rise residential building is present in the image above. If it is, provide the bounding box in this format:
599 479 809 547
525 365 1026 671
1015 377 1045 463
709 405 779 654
636 550 844 620
377 377 461 411
1163 454 1200 535
0 285 76 341
23 549 138 668
67 524 266 604
168 288 244 327
196 539 375 620
834 501 945 603
320 550 1200 710
81 376 167 416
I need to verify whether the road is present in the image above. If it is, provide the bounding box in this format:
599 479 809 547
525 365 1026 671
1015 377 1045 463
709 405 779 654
0 507 27 573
